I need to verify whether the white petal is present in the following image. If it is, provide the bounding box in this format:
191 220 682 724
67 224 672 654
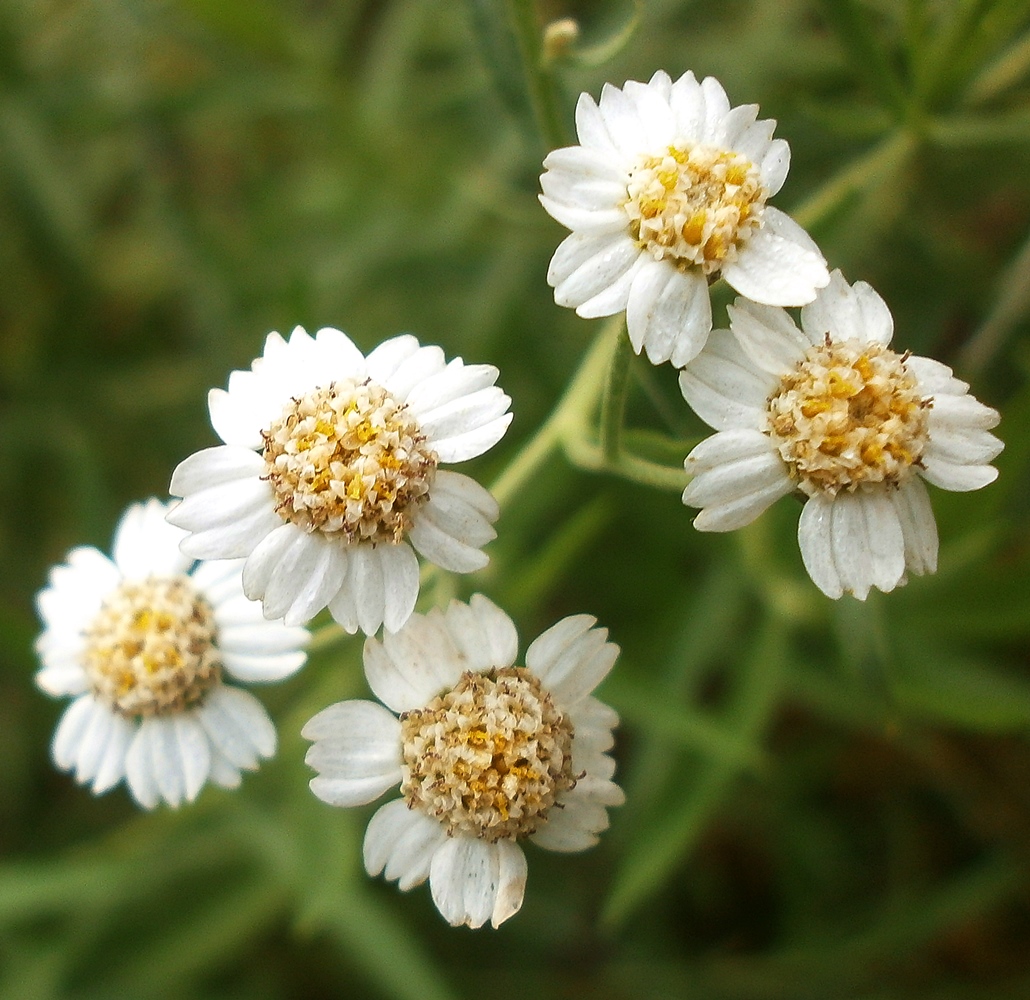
35 658 88 697
257 530 347 626
892 477 938 577
924 426 1004 466
37 547 120 637
531 780 621 853
539 198 625 236
440 594 519 674
208 749 243 789
539 169 626 212
174 714 212 803
669 70 705 141
221 649 307 683
800 269 893 346
241 522 303 602
906 355 970 395
625 260 713 366
167 477 275 539
698 76 732 142
761 138 790 197
408 473 497 573
363 798 449 891
417 387 512 461
541 144 625 183
331 544 408 637
547 232 621 288
139 717 186 807
176 505 284 561
312 327 367 376
574 91 624 161
927 392 1002 432
124 723 160 809
623 77 677 148
365 607 469 714
597 81 649 155
919 456 999 492
52 695 97 771
525 616 619 706
678 330 777 431
91 714 135 794
552 236 640 312
365 335 420 385
381 344 448 402
72 700 117 784
169 446 265 498
798 489 906 600
575 254 647 319
304 701 402 806
727 298 809 375
691 476 794 532
429 837 527 929
197 685 276 769
683 444 793 509
112 499 191 578
723 207 829 307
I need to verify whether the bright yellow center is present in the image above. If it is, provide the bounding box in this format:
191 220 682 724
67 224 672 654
262 378 438 544
399 668 576 841
624 144 766 274
83 576 221 718
767 339 931 496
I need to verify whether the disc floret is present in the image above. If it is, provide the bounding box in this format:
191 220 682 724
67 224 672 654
767 338 931 497
399 667 576 842
625 144 767 274
262 378 438 543
83 576 221 718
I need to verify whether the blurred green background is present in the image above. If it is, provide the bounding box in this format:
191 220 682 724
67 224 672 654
3 0 1030 996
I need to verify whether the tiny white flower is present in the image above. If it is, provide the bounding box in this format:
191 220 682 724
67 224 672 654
35 499 309 808
302 595 624 929
540 70 829 368
167 328 513 636
678 272 1003 599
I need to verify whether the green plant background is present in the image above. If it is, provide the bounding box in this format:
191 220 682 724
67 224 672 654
2 0 1030 997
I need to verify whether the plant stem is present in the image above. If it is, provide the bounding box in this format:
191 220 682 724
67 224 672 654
506 0 570 150
599 320 633 461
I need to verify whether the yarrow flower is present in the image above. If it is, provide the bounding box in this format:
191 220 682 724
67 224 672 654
35 499 309 808
168 328 512 636
678 271 1003 599
302 595 624 928
540 70 829 367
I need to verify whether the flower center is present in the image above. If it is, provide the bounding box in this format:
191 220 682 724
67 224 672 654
624 144 767 274
767 339 931 497
83 576 221 718
261 378 438 543
399 667 576 842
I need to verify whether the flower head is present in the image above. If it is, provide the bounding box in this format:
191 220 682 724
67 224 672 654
678 271 1003 599
302 595 624 928
168 328 512 635
35 499 309 807
540 70 828 367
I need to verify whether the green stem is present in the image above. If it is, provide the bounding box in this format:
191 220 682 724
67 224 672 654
599 320 633 461
506 0 570 150
489 316 621 507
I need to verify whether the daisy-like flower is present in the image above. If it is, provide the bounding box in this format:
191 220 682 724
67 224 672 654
35 499 309 808
302 595 624 928
540 70 829 367
678 271 1003 599
167 328 512 636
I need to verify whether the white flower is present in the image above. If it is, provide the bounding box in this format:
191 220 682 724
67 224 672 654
540 70 829 368
679 272 1003 599
35 499 309 808
167 328 512 636
302 595 624 929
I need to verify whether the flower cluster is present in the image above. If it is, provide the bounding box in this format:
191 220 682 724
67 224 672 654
542 70 1002 600
33 66 1002 934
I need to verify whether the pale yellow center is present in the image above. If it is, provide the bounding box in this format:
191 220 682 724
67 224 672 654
399 668 576 842
767 339 931 497
624 144 767 274
262 378 438 544
83 576 221 718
